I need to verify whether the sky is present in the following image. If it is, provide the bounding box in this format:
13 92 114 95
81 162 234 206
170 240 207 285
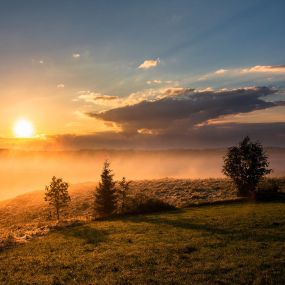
0 0 285 149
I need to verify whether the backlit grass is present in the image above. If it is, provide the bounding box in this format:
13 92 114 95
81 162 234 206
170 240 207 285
0 202 285 284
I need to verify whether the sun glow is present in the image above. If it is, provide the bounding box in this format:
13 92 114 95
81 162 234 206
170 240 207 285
13 119 35 138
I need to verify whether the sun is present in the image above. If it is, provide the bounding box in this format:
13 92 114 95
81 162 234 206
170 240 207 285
13 119 35 138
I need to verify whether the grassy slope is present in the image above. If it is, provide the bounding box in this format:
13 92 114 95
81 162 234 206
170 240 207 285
0 178 238 231
0 202 285 284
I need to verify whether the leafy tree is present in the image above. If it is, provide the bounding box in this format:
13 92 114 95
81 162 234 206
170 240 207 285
222 136 271 197
117 177 132 214
94 161 117 217
44 176 70 220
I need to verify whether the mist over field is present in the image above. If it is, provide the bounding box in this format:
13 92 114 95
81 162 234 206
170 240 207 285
1 148 285 200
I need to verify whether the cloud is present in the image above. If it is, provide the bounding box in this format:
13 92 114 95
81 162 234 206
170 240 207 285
146 80 174 85
41 122 285 149
123 87 194 106
197 69 228 81
146 80 162 84
57 83 65 88
197 64 285 83
74 110 92 120
241 65 285 74
138 58 160 69
215 69 228 75
88 87 282 134
74 87 191 110
76 91 118 104
72 53 81 59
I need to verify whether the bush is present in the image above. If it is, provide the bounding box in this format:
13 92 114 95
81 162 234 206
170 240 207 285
125 194 176 215
254 179 281 201
0 233 17 251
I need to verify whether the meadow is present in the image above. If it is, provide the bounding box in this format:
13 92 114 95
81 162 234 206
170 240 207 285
0 168 284 284
1 178 285 245
0 202 285 284
0 178 243 239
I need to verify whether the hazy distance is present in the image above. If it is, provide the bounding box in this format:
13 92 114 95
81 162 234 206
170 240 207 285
1 148 284 200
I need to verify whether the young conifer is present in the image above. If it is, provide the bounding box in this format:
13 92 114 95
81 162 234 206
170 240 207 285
94 160 117 217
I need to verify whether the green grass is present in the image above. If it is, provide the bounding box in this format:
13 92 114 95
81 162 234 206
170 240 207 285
0 202 285 284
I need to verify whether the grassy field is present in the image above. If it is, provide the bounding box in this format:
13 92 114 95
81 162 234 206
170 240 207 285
0 178 238 234
0 202 285 284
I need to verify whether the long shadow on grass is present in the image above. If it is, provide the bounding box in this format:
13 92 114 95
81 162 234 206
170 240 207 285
125 214 231 236
122 211 285 242
57 225 107 245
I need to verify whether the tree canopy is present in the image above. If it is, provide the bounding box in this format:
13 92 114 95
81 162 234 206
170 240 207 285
223 136 271 197
44 176 70 220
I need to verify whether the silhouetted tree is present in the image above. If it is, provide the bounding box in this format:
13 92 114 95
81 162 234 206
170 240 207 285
117 177 132 214
44 176 70 220
94 161 117 217
222 136 271 197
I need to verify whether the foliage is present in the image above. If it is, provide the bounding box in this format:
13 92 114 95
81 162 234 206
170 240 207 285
116 177 132 214
223 136 271 197
125 193 176 214
44 176 70 220
254 178 281 200
94 161 117 218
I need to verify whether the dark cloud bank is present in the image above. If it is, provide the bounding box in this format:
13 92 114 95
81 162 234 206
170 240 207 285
63 86 284 149
53 123 285 149
90 87 280 131
50 86 285 149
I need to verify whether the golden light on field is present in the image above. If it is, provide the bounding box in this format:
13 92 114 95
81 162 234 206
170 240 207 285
13 119 35 138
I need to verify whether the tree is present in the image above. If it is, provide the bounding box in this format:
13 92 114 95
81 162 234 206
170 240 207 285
94 161 117 218
117 177 132 214
44 176 70 220
222 136 271 197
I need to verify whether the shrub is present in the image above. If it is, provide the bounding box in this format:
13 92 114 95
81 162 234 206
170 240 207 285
125 194 176 214
254 179 281 201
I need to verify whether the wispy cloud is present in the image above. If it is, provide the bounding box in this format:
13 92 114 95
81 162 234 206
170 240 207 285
215 69 228 75
57 83 65 88
198 68 228 81
138 58 160 69
74 110 92 120
146 79 162 84
146 79 174 85
76 91 118 104
197 64 285 83
241 65 285 74
72 53 81 59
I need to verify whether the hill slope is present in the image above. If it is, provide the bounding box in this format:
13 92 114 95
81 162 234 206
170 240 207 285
0 178 240 234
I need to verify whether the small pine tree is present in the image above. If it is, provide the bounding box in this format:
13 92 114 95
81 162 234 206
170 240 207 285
44 176 70 220
94 161 117 218
223 136 271 197
117 177 132 214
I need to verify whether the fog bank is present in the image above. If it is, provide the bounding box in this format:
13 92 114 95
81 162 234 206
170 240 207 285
0 148 284 200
